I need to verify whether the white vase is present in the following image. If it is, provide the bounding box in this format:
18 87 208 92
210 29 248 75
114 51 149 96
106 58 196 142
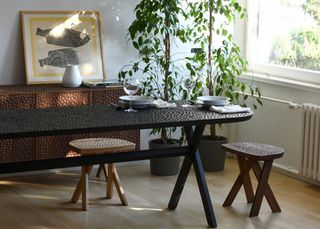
62 65 82 87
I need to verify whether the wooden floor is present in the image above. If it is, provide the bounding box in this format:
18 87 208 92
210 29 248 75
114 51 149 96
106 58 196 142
0 158 319 229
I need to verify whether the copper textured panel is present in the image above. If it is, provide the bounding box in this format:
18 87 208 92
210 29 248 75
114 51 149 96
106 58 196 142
36 91 90 108
91 87 123 105
0 84 122 94
0 85 140 163
0 94 36 110
0 139 12 162
10 138 36 162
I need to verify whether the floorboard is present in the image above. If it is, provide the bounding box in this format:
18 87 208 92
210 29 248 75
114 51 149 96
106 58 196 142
0 158 319 229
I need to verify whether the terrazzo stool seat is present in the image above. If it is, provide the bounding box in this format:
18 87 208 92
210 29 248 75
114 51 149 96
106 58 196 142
69 138 136 210
221 142 284 217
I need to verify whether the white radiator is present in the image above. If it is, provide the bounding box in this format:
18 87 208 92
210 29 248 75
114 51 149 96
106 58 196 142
301 104 320 181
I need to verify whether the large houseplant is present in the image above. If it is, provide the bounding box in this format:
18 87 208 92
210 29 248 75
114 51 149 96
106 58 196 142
187 0 262 171
118 0 189 175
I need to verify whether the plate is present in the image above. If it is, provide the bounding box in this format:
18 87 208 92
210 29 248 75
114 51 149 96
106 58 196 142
119 95 153 105
197 100 230 107
197 96 229 106
119 100 149 109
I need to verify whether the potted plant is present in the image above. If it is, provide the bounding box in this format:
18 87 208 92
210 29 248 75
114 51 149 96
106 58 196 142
118 0 189 175
186 0 262 171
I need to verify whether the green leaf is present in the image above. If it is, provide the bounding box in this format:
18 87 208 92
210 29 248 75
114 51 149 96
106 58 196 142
241 83 246 92
257 98 263 106
133 41 139 50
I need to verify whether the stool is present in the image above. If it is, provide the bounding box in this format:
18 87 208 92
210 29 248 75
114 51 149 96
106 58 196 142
222 142 284 217
69 138 136 210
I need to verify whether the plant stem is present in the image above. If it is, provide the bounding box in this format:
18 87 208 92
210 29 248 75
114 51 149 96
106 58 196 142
161 128 168 144
164 17 170 101
210 123 216 137
208 2 213 96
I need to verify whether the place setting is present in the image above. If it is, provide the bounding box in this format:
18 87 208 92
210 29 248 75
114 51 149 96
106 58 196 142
119 95 153 111
109 76 154 112
112 76 182 112
195 95 251 113
179 77 251 114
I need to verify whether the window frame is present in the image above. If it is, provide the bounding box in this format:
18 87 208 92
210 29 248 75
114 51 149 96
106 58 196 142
245 0 320 86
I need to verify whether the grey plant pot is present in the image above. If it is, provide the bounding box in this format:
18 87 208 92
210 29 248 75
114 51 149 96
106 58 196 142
199 136 228 171
149 139 180 176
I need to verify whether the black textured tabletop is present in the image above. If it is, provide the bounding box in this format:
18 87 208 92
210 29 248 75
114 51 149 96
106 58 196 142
0 103 253 139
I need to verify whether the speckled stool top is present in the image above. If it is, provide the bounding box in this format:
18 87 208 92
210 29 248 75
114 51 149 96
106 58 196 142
222 142 284 160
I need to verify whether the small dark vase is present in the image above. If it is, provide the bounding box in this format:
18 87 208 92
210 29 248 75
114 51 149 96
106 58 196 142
149 139 180 176
199 136 228 171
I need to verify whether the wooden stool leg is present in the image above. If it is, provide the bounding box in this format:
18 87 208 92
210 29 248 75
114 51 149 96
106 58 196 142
223 174 243 206
113 167 128 206
96 164 108 181
237 156 254 203
102 164 108 181
249 160 273 217
107 164 114 199
96 164 103 177
248 159 281 213
71 165 93 203
71 177 83 203
81 165 92 211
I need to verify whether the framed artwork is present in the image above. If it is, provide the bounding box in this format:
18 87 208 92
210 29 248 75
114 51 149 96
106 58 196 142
21 11 105 84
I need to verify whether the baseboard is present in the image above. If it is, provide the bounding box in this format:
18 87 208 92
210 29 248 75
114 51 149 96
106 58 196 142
0 160 148 178
273 163 320 187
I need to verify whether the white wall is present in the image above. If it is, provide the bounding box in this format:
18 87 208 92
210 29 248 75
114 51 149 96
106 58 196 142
0 0 138 84
234 79 320 173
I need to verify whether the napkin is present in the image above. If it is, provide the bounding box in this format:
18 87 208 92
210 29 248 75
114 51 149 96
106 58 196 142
209 104 251 114
152 100 177 108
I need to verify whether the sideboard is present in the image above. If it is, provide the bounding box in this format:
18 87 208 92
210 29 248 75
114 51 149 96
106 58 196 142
0 85 140 164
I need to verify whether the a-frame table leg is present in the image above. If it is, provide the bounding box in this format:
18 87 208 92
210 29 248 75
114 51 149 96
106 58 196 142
168 125 217 228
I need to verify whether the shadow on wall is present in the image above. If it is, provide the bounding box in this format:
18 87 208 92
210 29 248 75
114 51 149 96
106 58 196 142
0 12 26 84
236 100 302 172
101 0 138 80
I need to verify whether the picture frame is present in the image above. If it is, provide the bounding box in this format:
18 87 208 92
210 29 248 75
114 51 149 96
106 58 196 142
21 11 105 84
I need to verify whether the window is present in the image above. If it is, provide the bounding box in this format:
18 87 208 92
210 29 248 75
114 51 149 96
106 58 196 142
246 0 320 85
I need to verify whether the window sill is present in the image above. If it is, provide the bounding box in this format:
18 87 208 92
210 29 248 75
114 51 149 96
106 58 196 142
240 72 320 93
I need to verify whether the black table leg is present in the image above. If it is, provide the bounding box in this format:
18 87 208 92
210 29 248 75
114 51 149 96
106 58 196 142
168 125 217 228
168 155 192 210
192 148 217 228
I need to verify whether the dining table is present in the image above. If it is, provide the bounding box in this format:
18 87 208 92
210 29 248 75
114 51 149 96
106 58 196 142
0 101 252 228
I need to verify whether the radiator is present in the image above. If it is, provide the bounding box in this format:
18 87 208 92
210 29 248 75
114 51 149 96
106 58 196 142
301 104 320 181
